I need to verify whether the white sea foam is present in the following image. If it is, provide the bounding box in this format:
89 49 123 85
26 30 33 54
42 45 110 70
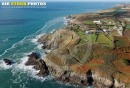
64 21 68 25
0 17 66 58
11 56 51 82
14 57 37 72
0 23 47 58
31 38 38 44
23 52 32 56
37 44 43 49
31 17 66 50
0 60 12 70
50 29 56 33
31 34 44 44
0 54 51 81
0 17 66 83
63 17 68 25
36 34 45 39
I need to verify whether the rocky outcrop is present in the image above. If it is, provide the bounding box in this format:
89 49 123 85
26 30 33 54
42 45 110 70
25 52 49 77
38 28 80 51
3 59 13 65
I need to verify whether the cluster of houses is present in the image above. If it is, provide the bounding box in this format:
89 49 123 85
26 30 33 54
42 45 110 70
85 19 124 36
117 4 130 9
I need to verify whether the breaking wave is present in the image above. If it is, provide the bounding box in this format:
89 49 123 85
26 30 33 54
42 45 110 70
0 17 66 83
0 17 66 59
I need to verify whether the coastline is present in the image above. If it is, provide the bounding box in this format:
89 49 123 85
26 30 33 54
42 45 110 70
1 3 130 88
1 2 127 88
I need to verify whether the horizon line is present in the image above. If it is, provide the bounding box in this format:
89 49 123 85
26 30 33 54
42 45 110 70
0 0 130 2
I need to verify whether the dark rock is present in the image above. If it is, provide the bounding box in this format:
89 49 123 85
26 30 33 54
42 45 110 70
61 71 70 82
80 80 87 86
81 80 84 84
28 52 40 59
25 52 49 77
86 69 94 86
3 59 13 65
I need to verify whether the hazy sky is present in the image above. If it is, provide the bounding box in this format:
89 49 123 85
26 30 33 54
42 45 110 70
47 0 124 1
45 0 129 1
1 0 130 2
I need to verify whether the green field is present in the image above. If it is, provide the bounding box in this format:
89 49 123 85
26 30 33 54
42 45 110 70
87 34 97 43
104 9 125 16
87 33 113 48
75 27 114 47
123 18 130 30
96 33 113 48
84 20 94 25
76 29 87 44
126 24 130 30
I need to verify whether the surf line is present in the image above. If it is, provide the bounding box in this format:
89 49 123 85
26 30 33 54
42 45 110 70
0 17 66 58
0 23 47 58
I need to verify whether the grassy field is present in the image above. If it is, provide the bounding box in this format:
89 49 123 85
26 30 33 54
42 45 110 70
123 18 130 30
86 33 113 48
87 33 113 47
87 34 97 43
75 26 114 47
96 33 113 48
103 9 125 16
116 9 126 13
84 20 94 25
76 29 87 44
126 24 130 30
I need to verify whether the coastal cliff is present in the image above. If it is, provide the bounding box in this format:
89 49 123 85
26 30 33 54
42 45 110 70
37 29 130 88
26 5 130 88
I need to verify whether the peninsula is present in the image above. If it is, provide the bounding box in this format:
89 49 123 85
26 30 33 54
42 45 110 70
25 4 130 88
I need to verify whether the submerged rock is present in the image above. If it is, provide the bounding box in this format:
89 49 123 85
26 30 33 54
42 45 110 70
25 52 49 77
3 59 13 65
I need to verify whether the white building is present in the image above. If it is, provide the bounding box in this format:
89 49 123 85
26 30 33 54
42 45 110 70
93 21 101 24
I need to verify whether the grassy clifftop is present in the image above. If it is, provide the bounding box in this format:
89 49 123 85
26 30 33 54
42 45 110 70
38 6 130 87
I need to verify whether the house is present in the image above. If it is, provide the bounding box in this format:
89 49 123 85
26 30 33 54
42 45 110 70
85 31 89 34
85 30 96 34
85 31 93 34
93 21 101 24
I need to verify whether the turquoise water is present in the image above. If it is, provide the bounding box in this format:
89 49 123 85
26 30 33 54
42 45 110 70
0 2 119 88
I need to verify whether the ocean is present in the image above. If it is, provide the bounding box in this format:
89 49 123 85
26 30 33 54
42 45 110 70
0 2 120 88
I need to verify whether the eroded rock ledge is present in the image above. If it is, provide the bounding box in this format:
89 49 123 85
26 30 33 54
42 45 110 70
25 52 49 77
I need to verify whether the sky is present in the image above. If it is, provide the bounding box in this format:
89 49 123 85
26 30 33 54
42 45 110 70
45 0 130 2
0 0 130 2
45 0 129 1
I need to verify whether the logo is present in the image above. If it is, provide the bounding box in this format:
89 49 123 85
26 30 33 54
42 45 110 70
1 1 46 8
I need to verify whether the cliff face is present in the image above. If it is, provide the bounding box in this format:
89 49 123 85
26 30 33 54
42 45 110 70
38 28 91 86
